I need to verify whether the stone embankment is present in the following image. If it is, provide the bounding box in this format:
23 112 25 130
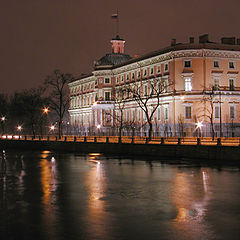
1 136 240 163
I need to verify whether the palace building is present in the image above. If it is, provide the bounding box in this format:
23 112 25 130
68 34 240 137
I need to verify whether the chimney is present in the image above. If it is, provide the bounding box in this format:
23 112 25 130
189 37 194 44
237 38 240 45
171 38 176 46
199 34 209 43
221 37 236 45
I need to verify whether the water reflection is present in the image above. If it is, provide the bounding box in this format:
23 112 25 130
85 153 113 240
171 168 214 239
0 150 240 240
40 151 58 239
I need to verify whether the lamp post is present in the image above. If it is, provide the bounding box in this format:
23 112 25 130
196 121 203 137
17 125 22 139
97 124 101 136
1 116 6 134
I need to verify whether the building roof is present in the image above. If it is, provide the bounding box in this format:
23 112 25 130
94 53 132 68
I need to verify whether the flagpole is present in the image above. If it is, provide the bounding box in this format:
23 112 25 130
116 9 119 36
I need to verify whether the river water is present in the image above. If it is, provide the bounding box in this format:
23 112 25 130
0 150 240 240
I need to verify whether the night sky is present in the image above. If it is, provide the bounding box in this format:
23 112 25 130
1 0 239 94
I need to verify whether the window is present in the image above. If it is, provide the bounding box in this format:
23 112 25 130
121 76 124 82
184 78 192 91
157 65 161 73
185 106 192 119
144 69 147 76
126 74 129 81
229 79 235 90
229 61 235 69
164 63 168 72
137 71 141 78
214 61 219 68
105 91 110 101
163 78 168 93
157 107 161 121
163 106 169 121
214 78 220 90
138 109 141 121
116 77 119 83
150 68 154 75
105 78 110 84
214 106 220 119
144 85 148 96
132 109 135 121
184 60 191 68
230 106 235 119
132 73 135 80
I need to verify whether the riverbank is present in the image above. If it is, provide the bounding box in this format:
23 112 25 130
1 138 240 163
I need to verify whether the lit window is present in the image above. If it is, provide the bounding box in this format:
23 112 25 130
184 60 191 68
138 109 141 121
163 79 168 93
214 106 220 119
157 107 161 121
214 61 219 68
185 106 192 119
230 106 235 119
163 106 169 120
132 109 135 120
144 85 148 96
229 61 235 69
184 78 192 91
214 78 220 90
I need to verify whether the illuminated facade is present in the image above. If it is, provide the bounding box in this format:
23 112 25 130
69 34 240 137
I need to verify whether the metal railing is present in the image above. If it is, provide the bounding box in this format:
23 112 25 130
1 135 240 146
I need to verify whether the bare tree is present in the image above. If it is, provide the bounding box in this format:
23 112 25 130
9 87 47 136
129 76 172 140
177 114 185 137
44 70 74 138
197 88 215 139
113 86 128 138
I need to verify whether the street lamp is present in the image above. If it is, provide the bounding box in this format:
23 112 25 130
43 107 49 114
196 121 203 137
97 124 101 136
50 125 55 131
1 116 6 134
16 125 22 139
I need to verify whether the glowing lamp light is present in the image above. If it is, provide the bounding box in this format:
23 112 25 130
50 125 55 131
43 107 49 114
97 124 101 129
1 116 6 121
196 121 203 129
17 125 22 131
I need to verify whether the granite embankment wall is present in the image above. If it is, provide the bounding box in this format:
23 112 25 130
1 139 240 163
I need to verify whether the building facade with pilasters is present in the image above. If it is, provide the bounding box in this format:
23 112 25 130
69 34 240 137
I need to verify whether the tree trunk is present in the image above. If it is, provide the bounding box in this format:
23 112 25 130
148 121 153 140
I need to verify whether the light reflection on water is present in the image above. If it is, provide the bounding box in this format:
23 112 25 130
0 150 240 240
